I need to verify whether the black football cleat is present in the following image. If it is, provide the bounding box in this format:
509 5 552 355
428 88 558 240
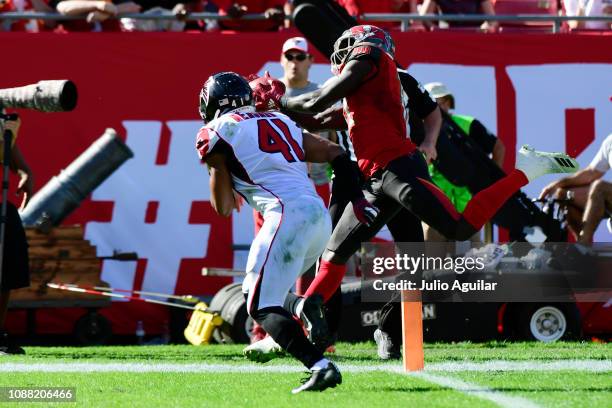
300 295 333 351
374 329 401 360
0 331 25 355
292 362 342 394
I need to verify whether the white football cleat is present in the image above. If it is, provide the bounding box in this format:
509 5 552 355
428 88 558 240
516 145 579 182
243 335 284 363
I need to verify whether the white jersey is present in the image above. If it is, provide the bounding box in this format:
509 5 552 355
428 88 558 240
196 108 320 213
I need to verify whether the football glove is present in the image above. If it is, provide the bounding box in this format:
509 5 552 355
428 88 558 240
352 198 379 227
248 71 286 111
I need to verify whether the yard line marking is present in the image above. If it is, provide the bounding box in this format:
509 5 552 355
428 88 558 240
411 371 542 408
426 360 612 372
0 360 609 373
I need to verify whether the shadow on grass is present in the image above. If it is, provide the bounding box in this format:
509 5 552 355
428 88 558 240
376 386 447 393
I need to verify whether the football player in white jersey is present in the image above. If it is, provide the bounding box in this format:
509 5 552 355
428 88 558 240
195 72 377 393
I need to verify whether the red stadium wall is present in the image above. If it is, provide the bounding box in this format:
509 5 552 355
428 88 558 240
2 32 611 336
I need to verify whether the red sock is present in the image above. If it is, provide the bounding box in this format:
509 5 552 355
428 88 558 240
304 259 346 302
462 169 529 229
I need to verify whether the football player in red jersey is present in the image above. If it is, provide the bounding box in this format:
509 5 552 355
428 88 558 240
253 24 580 348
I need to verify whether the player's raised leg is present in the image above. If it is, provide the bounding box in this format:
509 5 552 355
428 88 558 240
303 145 579 311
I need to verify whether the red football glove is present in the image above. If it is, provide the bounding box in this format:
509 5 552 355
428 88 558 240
352 198 379 226
248 71 286 111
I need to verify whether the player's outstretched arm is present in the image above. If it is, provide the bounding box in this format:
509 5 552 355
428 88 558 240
206 152 236 217
285 106 347 132
280 59 375 114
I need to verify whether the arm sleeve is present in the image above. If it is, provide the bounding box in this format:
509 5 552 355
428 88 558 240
589 134 612 173
468 119 497 154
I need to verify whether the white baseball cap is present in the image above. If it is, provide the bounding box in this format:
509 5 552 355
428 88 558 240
424 82 452 99
282 37 309 54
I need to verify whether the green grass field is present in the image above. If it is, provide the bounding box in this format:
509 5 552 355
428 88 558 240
0 342 610 407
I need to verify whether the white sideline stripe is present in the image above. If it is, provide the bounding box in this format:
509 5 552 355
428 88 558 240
411 371 542 408
0 359 609 373
426 360 612 372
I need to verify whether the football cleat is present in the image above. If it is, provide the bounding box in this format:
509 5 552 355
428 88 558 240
291 362 342 394
300 295 333 352
243 335 285 363
373 329 400 360
516 145 579 182
0 331 25 355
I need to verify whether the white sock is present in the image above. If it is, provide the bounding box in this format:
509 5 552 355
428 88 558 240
310 358 330 371
295 298 306 317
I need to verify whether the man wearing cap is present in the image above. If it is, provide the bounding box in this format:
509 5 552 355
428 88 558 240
421 81 505 244
426 82 505 168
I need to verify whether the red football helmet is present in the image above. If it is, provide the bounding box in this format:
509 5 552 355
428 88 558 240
331 25 395 75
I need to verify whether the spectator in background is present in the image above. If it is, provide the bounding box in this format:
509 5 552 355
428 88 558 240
0 0 17 30
336 0 417 29
563 0 611 30
540 134 612 245
419 0 498 31
120 0 200 31
55 0 141 31
283 0 293 28
30 0 59 31
0 0 38 31
216 0 285 31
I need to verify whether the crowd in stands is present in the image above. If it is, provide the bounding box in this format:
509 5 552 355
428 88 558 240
0 0 609 32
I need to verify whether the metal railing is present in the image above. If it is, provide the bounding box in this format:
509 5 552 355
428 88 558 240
362 13 612 33
0 11 611 33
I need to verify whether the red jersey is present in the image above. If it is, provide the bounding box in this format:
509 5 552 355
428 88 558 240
342 45 416 177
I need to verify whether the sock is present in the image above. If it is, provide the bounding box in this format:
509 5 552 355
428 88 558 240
310 358 331 371
256 306 323 369
305 259 347 302
462 169 529 230
283 292 304 317
295 298 306 317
